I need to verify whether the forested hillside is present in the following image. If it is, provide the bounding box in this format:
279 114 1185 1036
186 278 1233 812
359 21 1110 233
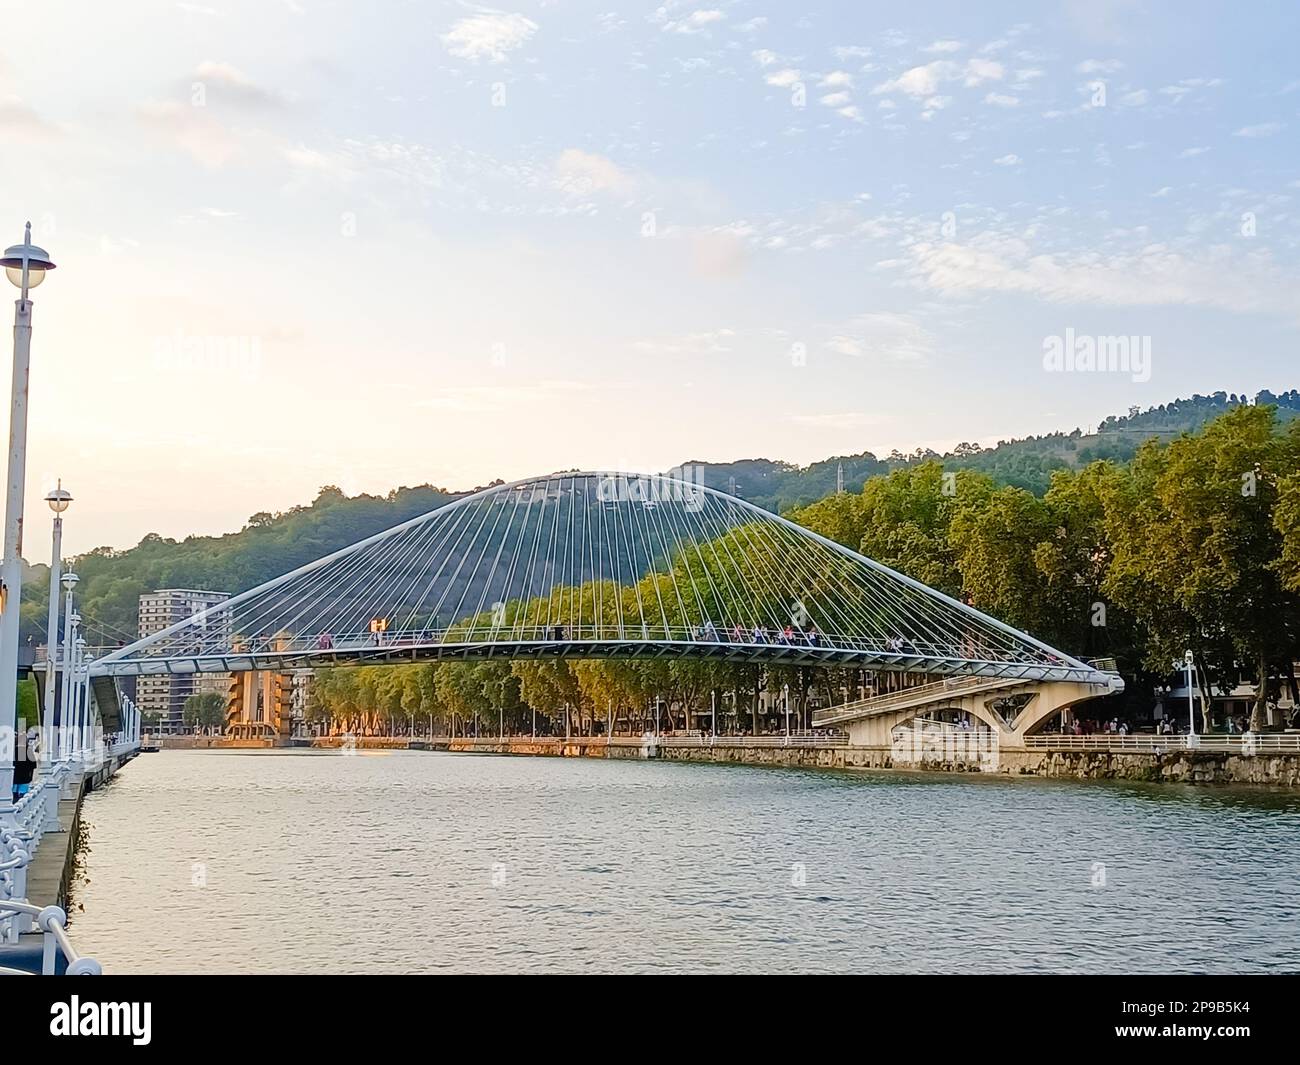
25 388 1299 647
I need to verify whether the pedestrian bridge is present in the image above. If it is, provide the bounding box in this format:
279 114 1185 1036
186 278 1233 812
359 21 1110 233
813 672 1121 749
89 471 1121 700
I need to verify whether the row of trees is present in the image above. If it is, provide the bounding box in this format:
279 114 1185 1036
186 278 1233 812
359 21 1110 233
791 405 1300 729
304 657 862 738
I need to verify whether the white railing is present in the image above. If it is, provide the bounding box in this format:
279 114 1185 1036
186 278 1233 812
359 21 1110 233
656 731 849 748
1024 733 1300 752
813 674 1019 726
0 900 100 975
1 761 77 937
440 731 850 749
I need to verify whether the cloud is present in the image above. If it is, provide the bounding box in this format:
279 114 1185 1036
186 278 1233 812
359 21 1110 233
554 149 633 195
192 61 285 108
874 61 952 97
923 40 965 54
819 92 852 108
984 92 1019 107
1159 77 1224 103
825 312 933 364
1178 145 1210 158
963 58 1004 85
632 328 736 355
0 97 58 140
751 49 779 67
1234 122 1284 138
765 68 802 88
657 8 725 35
993 153 1022 166
905 234 1296 315
819 71 854 89
1119 89 1149 106
1076 58 1123 74
441 12 538 61
873 58 1002 98
137 100 242 166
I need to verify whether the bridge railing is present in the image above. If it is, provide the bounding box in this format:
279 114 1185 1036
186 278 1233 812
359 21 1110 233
114 622 1092 675
440 730 850 748
812 674 1017 726
1023 733 1300 752
655 730 850 748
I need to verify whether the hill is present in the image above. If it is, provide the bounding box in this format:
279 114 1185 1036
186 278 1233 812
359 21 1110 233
30 388 1299 646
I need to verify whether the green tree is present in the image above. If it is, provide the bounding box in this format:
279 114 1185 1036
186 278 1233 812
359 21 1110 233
1102 406 1300 728
183 690 226 730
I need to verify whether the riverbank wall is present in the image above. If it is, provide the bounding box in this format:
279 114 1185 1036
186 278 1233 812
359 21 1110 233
160 733 1300 786
438 737 1300 786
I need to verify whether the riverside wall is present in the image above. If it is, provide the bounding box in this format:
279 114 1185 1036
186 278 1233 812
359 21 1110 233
156 732 1300 786
433 736 1300 786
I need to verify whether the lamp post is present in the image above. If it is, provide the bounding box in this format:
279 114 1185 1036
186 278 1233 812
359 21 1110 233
784 683 790 739
58 575 78 761
0 224 55 801
68 635 84 762
82 652 96 764
41 483 71 768
61 601 80 762
1184 650 1197 742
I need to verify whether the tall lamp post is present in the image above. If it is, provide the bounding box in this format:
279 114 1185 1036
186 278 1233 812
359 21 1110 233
0 224 55 802
1184 650 1198 742
59 582 79 762
41 483 71 767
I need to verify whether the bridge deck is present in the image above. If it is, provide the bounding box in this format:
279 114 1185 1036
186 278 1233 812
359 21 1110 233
91 636 1117 686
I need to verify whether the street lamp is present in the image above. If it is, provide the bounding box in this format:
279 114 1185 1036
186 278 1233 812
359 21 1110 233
73 636 87 762
783 683 790 739
1184 650 1198 743
40 483 71 768
59 577 79 762
0 224 55 801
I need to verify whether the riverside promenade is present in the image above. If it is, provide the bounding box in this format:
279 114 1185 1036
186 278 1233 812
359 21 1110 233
0 739 140 975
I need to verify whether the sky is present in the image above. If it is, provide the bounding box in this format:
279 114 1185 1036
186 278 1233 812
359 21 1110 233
0 0 1297 554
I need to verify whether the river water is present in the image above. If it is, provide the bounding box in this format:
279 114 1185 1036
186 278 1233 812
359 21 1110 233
70 750 1300 973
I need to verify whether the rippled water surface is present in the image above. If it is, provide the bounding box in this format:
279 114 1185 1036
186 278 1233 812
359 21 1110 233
71 750 1300 973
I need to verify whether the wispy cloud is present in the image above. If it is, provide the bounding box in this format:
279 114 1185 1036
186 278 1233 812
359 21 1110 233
441 12 538 62
1234 122 1284 138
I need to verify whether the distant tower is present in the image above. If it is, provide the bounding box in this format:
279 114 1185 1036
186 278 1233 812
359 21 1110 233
727 475 738 497
836 463 845 494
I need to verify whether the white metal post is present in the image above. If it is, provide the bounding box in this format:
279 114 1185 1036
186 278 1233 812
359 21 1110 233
72 640 85 763
0 290 33 802
41 511 62 766
59 605 77 761
1185 651 1197 741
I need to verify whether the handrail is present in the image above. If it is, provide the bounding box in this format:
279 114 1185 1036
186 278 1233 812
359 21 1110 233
812 674 1020 726
1023 733 1300 752
0 900 101 975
